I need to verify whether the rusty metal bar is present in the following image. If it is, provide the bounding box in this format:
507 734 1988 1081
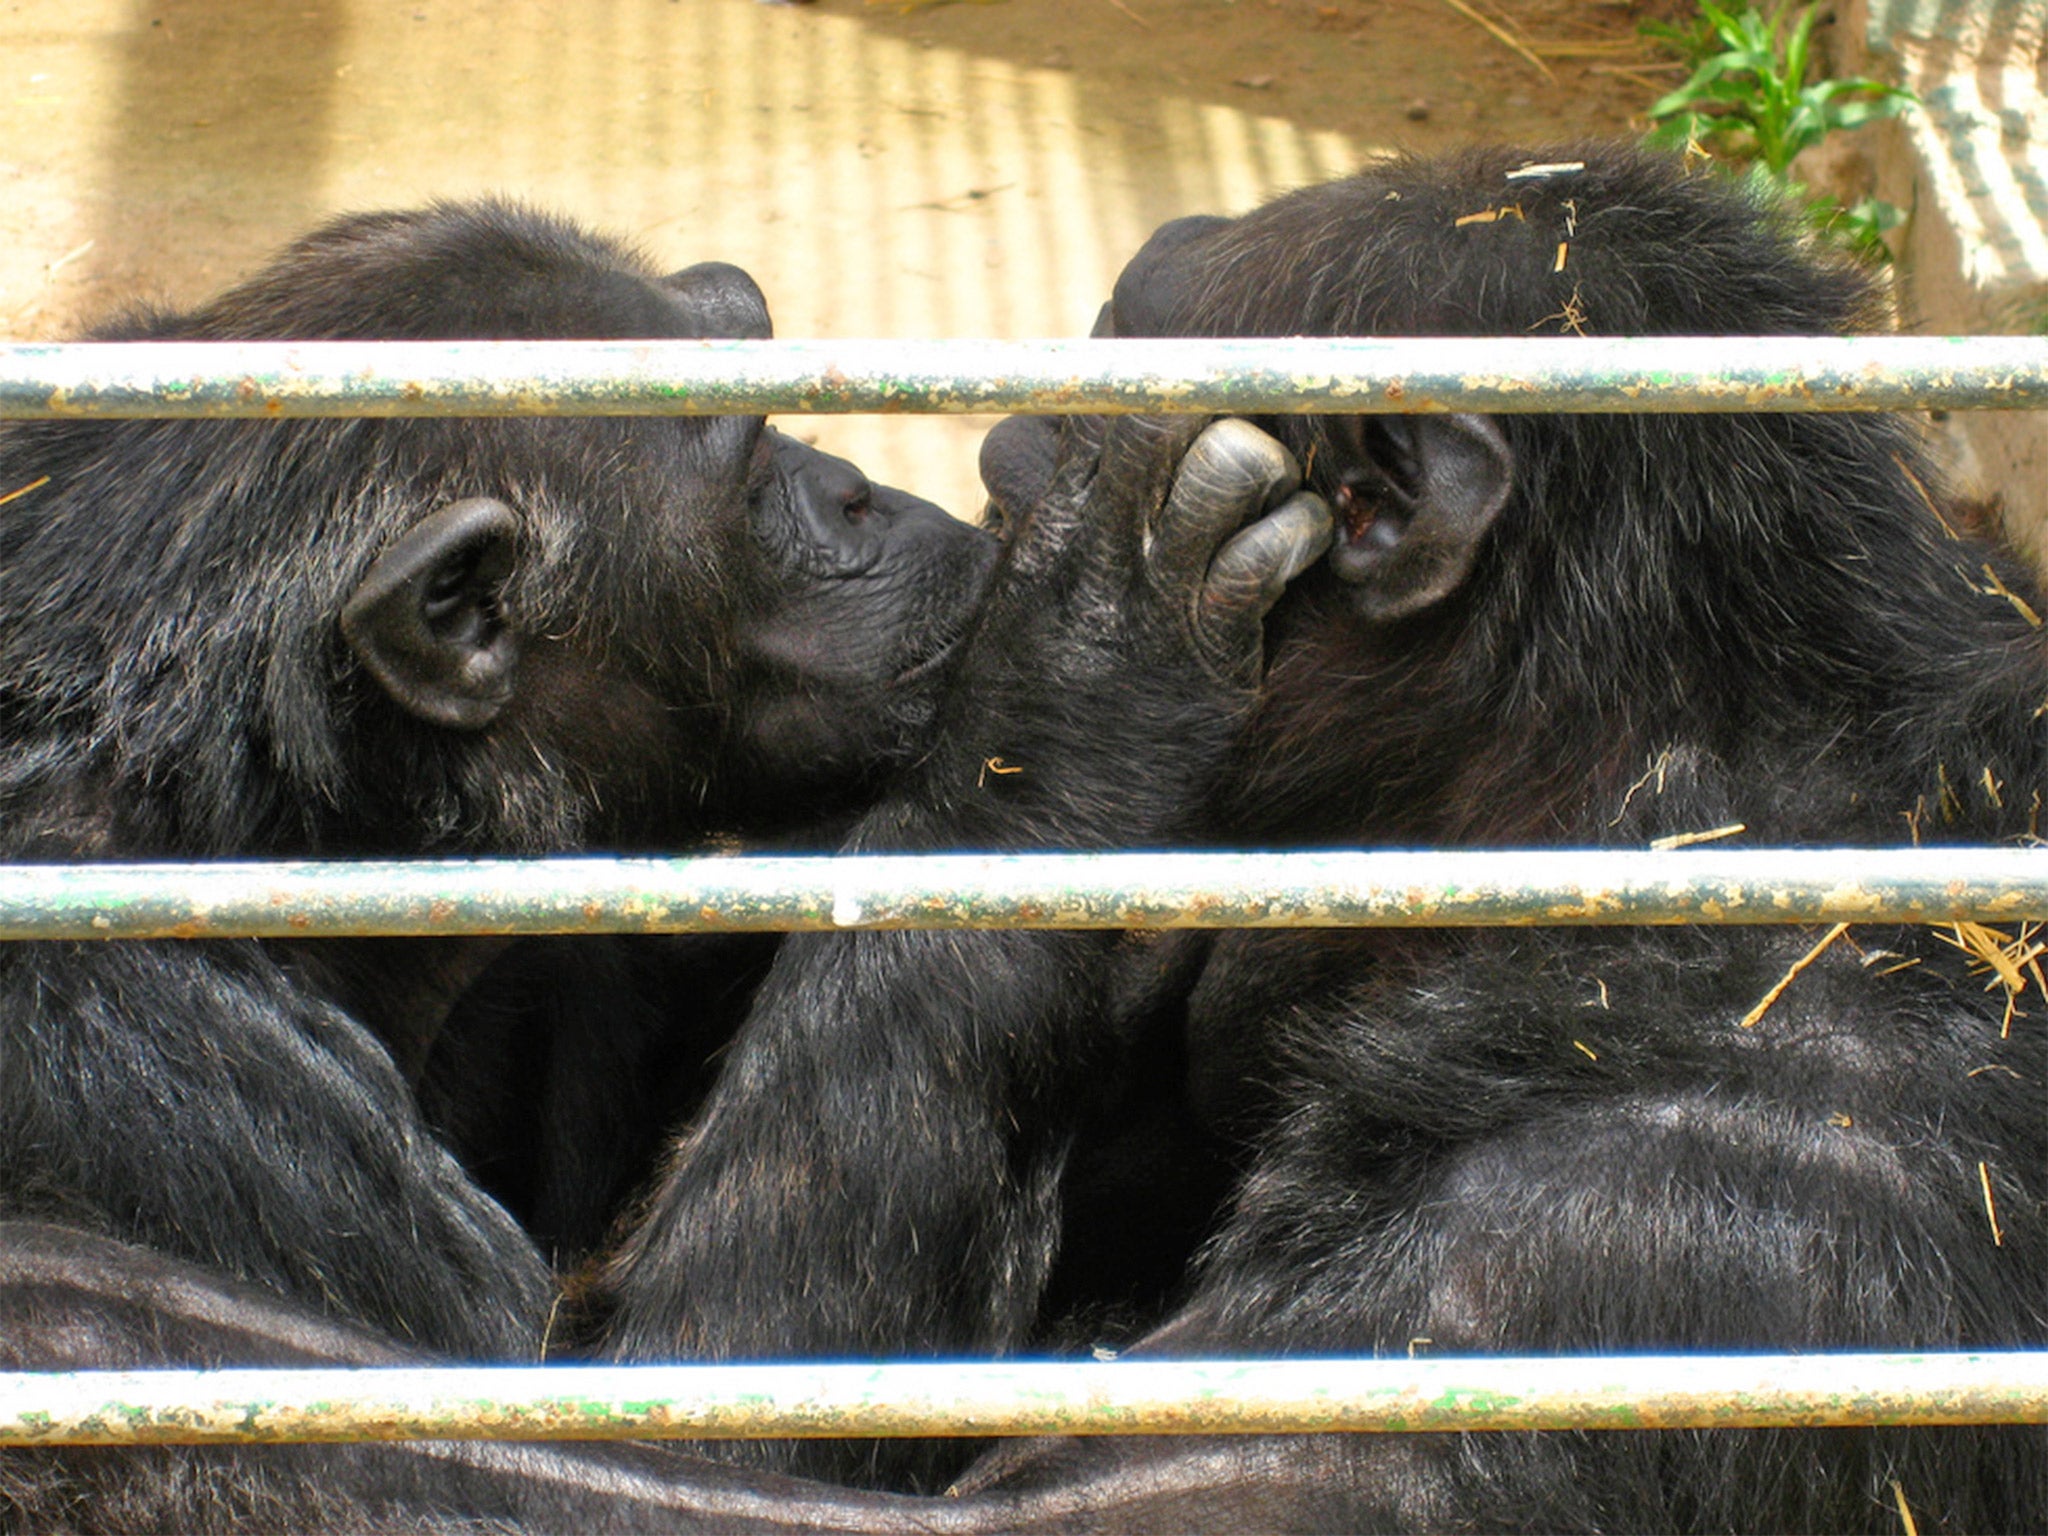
0 847 2043 940
0 1353 2041 1445
3 336 2046 420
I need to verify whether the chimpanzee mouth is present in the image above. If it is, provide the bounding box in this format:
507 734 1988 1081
891 638 958 687
889 610 985 690
888 532 1000 687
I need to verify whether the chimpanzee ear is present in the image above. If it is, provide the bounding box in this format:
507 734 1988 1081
660 261 772 340
341 497 521 731
1335 413 1514 623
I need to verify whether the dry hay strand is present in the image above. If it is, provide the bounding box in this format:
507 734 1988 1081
1435 0 1555 81
1893 453 1961 541
977 755 1025 788
1979 563 2042 627
0 475 48 509
1891 1479 1920 1536
1978 1160 2006 1248
1454 204 1526 227
1529 282 1589 336
1649 821 1745 851
1936 763 1963 823
1739 923 1851 1029
1935 920 2046 1037
1610 747 1675 826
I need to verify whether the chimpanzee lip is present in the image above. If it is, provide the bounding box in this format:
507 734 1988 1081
892 638 961 686
889 602 986 688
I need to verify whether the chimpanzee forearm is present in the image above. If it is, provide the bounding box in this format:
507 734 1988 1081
601 923 1117 1366
598 420 1328 1486
601 664 1232 1364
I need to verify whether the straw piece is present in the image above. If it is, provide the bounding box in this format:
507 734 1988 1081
1979 1161 2005 1247
1980 564 2042 627
0 475 48 509
1436 0 1556 80
1891 1479 1919 1536
1650 822 1745 851
1739 924 1850 1028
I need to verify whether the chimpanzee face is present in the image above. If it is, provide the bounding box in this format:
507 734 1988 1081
718 426 996 811
0 204 999 861
304 213 996 844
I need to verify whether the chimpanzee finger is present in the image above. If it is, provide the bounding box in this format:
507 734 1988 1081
978 415 1062 537
1088 414 1210 549
1003 414 1201 584
1147 418 1301 599
1197 490 1333 675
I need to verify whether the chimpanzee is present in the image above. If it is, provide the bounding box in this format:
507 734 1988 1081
577 145 2043 1530
12 146 2043 1535
0 197 1001 1361
0 200 1325 1532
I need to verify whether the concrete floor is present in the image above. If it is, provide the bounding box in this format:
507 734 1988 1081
0 0 1665 515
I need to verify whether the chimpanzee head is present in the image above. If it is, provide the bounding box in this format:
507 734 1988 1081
0 201 995 857
1093 146 1968 845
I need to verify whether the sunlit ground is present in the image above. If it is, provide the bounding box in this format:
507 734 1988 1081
2 0 1381 514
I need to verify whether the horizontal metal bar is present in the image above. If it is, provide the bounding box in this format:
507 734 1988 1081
0 848 2042 940
1 1354 2040 1445
3 336 2046 420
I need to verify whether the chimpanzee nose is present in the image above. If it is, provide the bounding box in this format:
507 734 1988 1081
762 428 995 583
768 429 892 572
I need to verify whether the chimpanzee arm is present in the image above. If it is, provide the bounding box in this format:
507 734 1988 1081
0 939 553 1358
599 420 1328 1459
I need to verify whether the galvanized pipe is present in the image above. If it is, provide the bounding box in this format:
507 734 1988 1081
4 336 2047 420
0 847 2044 940
0 1354 2041 1445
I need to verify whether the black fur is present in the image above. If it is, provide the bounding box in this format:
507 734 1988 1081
590 406 1316 1492
601 145 2047 1527
0 200 996 1528
12 148 2045 1533
944 144 2048 1531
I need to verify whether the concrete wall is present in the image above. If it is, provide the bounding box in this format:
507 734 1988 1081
1840 0 2048 564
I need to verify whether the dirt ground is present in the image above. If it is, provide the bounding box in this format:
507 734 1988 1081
0 0 1699 510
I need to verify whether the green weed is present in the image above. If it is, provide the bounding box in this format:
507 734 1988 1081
1643 1 1914 262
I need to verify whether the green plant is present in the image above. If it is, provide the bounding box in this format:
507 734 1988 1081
1643 1 1914 261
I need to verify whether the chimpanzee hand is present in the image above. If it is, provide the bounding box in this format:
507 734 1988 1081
604 418 1324 1474
930 413 1330 845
